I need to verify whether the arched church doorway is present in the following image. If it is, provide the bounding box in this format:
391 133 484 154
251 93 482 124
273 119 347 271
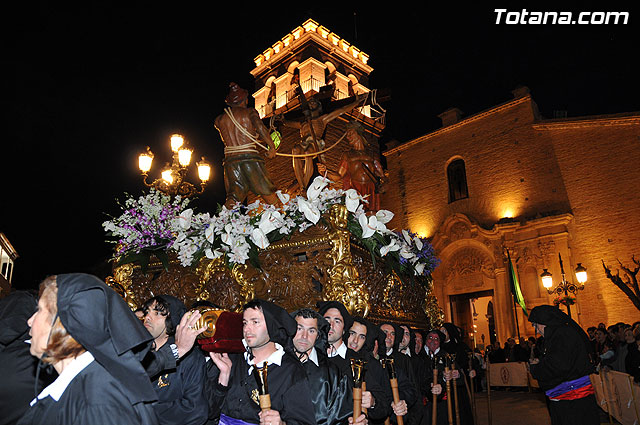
449 290 496 350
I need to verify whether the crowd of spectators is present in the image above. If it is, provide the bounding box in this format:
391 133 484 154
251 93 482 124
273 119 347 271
586 321 640 381
481 320 640 385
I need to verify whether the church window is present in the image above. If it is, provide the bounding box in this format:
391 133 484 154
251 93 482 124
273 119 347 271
447 159 469 202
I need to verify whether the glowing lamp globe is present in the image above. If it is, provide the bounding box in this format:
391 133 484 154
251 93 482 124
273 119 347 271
178 148 192 167
138 148 154 173
540 269 553 289
197 158 211 182
170 134 184 152
161 169 173 184
575 263 588 284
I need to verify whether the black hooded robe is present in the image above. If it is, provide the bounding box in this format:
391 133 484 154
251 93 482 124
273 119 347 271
440 323 473 425
422 346 449 425
0 291 55 425
379 322 418 422
207 350 316 425
18 359 159 425
17 273 159 425
302 351 352 425
528 305 599 425
149 295 208 425
345 318 392 422
206 299 316 425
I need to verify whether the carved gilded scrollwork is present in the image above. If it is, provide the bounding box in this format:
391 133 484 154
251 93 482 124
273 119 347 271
382 272 404 317
252 250 326 311
108 263 137 309
196 257 244 312
231 263 253 307
324 204 370 317
424 278 445 328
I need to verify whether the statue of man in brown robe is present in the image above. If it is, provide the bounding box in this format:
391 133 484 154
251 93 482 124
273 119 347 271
214 83 279 208
336 123 385 211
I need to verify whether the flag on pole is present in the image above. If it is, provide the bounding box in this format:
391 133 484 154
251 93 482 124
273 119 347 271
507 250 528 316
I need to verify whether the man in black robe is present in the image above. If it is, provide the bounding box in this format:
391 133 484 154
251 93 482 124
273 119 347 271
399 327 428 425
142 295 207 425
379 322 418 423
206 299 316 425
528 305 599 425
423 330 448 425
318 301 353 375
346 317 392 423
439 323 475 425
290 308 365 425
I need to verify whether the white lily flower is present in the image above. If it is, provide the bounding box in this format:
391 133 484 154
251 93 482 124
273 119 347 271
306 176 331 201
414 262 426 276
205 248 223 259
402 229 412 245
345 189 361 213
251 228 270 249
177 208 193 230
413 236 423 251
276 190 290 205
258 210 282 235
359 214 378 239
298 198 321 224
204 223 215 243
380 239 401 256
375 210 394 224
400 246 416 260
220 230 234 247
374 220 390 235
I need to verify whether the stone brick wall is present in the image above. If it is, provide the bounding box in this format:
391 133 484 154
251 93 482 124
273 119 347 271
382 96 571 235
539 119 640 325
382 95 640 327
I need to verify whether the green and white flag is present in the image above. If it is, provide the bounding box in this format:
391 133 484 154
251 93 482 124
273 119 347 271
508 250 528 316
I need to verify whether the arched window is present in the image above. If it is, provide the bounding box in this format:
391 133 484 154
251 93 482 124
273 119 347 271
447 159 469 202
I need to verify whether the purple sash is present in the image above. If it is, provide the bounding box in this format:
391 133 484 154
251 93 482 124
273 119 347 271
219 414 257 425
545 375 592 399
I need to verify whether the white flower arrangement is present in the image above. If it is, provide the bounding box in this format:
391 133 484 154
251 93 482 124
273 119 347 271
104 177 440 277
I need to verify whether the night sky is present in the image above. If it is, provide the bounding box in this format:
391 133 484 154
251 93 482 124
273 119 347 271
3 4 639 290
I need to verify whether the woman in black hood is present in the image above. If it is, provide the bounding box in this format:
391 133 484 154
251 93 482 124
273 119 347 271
19 274 158 425
528 305 599 425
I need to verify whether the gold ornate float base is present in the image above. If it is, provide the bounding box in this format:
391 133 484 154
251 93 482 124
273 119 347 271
107 205 443 328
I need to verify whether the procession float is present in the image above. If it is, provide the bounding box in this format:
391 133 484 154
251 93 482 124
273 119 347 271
103 19 444 328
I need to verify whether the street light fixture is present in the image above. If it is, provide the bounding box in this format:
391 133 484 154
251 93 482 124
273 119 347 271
138 134 211 198
540 253 587 319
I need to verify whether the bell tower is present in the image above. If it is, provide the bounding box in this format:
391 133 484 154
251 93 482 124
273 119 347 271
248 19 387 193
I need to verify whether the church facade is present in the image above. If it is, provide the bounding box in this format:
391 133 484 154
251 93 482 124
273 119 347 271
382 87 640 345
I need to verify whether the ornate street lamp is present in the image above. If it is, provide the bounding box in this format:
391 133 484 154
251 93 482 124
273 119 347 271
540 253 587 319
138 134 211 198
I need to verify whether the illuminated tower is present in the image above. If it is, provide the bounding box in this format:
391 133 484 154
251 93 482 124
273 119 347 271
249 19 386 192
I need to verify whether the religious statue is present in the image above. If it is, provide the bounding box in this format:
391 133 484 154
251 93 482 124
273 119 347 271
214 83 279 208
277 94 365 192
334 122 385 211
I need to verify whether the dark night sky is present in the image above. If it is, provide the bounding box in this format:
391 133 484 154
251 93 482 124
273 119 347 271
2 4 639 289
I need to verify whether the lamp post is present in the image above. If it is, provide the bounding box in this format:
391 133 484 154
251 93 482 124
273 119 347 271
138 134 211 198
540 253 588 319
